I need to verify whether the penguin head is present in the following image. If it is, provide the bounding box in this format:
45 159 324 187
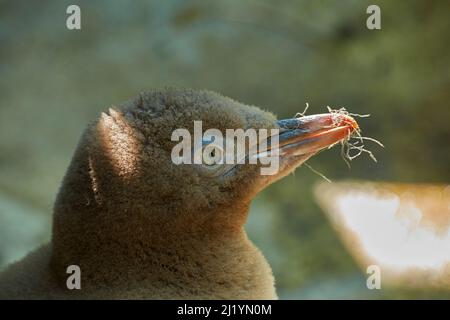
55 89 357 235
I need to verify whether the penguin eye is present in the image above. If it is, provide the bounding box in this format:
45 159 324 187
192 138 237 177
202 144 224 166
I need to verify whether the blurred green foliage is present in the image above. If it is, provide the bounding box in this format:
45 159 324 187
0 0 449 298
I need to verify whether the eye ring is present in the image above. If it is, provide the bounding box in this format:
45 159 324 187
202 144 223 166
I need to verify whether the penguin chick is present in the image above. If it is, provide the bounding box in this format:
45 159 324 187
0 89 357 299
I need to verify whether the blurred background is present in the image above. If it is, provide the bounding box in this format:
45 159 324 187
0 0 449 299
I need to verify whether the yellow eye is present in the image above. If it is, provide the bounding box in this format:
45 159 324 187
202 145 223 166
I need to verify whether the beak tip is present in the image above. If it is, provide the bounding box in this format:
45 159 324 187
277 113 359 155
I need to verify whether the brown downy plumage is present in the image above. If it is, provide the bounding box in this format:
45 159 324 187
0 89 357 299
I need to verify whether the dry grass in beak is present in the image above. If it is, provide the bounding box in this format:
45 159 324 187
325 106 384 168
295 104 384 181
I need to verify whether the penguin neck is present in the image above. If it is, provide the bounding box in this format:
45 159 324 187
52 202 251 258
50 208 267 299
50 132 264 292
51 198 256 283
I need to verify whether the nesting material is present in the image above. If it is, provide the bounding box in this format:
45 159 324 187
325 106 384 168
296 104 384 181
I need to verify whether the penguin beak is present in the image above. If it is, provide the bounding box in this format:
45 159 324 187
276 113 358 156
